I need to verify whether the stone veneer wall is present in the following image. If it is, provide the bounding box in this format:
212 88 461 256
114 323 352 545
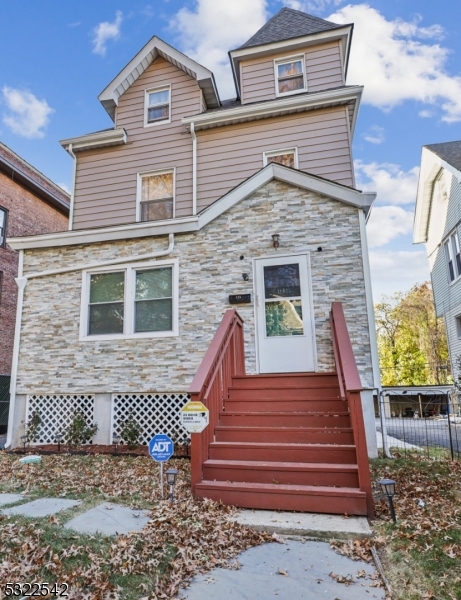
16 180 374 394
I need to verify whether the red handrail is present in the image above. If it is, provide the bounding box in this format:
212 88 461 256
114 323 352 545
330 302 374 519
188 310 245 492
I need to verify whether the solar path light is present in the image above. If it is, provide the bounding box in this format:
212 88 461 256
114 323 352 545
113 433 121 455
54 432 63 452
166 468 178 502
20 434 27 452
378 478 397 523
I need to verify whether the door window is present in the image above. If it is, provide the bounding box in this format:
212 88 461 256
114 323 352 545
263 263 304 337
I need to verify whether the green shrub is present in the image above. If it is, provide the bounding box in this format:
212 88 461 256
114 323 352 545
120 411 141 448
25 410 42 444
65 411 98 449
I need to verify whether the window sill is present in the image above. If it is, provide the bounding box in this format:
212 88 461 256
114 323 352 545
144 119 171 128
79 330 178 342
276 88 308 99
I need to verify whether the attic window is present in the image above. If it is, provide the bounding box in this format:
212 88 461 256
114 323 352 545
263 148 298 169
275 57 306 96
145 86 170 125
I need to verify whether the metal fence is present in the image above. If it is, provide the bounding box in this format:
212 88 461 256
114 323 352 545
376 388 461 460
0 375 10 435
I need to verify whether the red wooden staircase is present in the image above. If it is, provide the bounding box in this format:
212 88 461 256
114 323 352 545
189 305 373 518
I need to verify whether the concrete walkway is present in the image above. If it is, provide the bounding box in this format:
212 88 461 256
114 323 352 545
181 539 385 599
65 502 150 535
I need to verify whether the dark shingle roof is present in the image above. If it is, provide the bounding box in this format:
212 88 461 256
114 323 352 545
425 141 461 172
238 7 344 49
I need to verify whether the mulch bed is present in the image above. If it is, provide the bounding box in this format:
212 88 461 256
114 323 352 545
8 443 190 458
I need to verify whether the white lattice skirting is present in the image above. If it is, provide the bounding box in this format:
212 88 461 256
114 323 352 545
26 395 96 444
111 393 191 445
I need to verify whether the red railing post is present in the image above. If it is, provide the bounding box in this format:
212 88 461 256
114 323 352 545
188 310 245 494
330 302 374 519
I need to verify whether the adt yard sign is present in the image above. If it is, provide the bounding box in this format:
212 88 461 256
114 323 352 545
149 434 174 462
181 400 209 433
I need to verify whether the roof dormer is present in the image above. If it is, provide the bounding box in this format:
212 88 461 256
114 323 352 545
229 8 353 104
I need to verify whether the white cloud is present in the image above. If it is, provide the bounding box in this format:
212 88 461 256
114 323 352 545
419 109 433 118
355 160 419 206
170 0 268 99
92 10 123 57
57 182 71 194
2 87 54 139
369 250 430 302
366 206 414 248
283 0 344 11
363 125 385 145
328 5 461 122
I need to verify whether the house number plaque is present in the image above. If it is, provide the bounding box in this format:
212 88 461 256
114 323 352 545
229 294 252 304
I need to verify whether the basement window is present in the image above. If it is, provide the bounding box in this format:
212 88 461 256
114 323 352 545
145 86 171 126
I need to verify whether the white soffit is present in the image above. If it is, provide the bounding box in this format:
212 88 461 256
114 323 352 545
98 36 220 120
60 129 127 152
414 147 461 244
8 164 375 251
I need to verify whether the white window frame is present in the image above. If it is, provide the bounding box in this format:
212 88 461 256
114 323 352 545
274 55 307 98
79 259 179 341
263 147 299 169
144 85 171 127
456 315 461 339
444 229 461 284
136 168 176 222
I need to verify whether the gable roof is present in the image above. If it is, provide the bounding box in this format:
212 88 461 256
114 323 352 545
239 7 344 49
0 142 70 216
7 163 376 251
424 141 461 172
98 36 220 121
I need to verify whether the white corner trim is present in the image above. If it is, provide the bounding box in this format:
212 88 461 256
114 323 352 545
182 86 363 131
60 129 127 153
263 147 299 169
79 258 179 341
191 122 197 215
68 144 77 231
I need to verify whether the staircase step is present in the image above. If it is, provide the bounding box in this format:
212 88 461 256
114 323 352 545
225 399 347 413
215 426 354 445
219 412 351 428
195 480 367 515
231 373 339 388
203 460 360 487
228 386 341 400
209 441 357 464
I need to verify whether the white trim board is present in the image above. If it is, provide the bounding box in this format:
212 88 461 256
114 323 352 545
8 163 376 251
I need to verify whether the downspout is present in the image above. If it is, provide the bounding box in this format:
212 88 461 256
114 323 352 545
5 251 26 449
191 122 197 215
358 208 391 456
68 143 77 230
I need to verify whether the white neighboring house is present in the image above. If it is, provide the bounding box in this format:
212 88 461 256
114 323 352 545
414 141 461 376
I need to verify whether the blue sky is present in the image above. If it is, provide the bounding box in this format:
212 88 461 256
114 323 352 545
1 0 461 301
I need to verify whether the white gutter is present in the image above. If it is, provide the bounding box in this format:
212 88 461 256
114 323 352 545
68 144 76 230
5 235 174 448
26 233 175 281
5 251 26 449
191 122 197 215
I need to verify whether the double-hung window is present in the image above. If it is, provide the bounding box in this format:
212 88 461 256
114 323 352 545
81 260 178 340
138 170 174 222
145 86 170 125
444 230 461 283
275 56 306 96
0 207 7 247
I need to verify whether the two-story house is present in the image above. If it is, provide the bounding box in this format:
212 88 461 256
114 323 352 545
7 8 379 516
0 142 69 435
414 141 461 378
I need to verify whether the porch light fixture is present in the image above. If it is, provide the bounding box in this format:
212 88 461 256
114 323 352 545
54 432 63 453
113 433 121 455
272 233 280 249
166 468 178 502
378 478 397 523
20 434 28 452
242 273 249 281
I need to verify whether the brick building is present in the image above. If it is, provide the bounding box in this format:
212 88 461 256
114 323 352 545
0 142 69 376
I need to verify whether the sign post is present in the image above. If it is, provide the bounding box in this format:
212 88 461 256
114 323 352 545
148 434 174 499
180 401 210 433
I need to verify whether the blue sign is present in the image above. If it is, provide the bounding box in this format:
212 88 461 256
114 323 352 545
149 434 174 462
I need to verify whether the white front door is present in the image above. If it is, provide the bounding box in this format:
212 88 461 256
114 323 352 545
255 254 315 373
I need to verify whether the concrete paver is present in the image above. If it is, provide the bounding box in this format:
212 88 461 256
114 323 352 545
181 539 385 599
64 502 150 536
0 493 25 507
234 510 372 539
1 498 80 517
